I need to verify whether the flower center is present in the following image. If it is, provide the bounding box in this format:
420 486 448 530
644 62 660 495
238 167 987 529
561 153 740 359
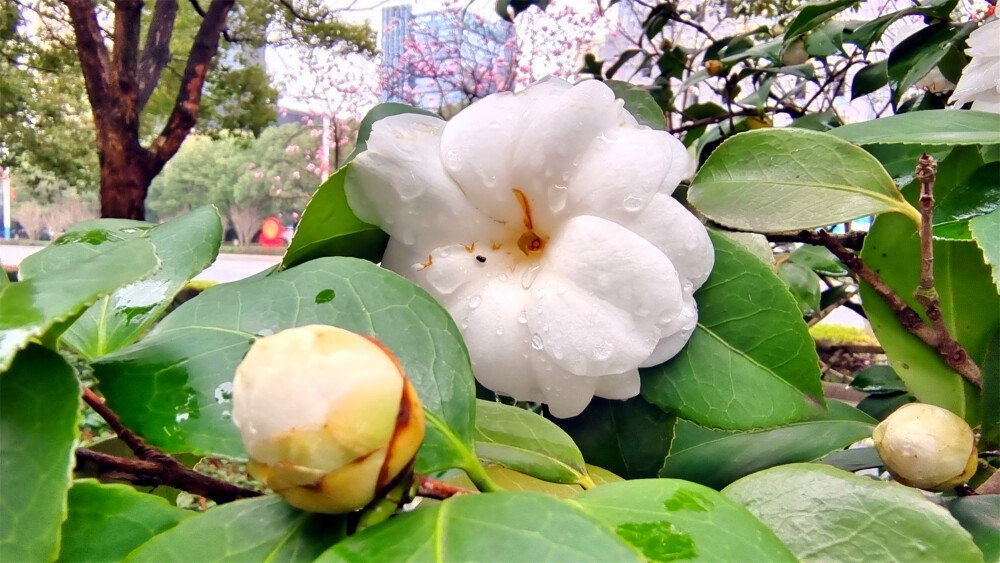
512 188 546 257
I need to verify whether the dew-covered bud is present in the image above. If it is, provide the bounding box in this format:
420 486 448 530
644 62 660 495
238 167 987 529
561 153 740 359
232 325 425 513
872 403 977 492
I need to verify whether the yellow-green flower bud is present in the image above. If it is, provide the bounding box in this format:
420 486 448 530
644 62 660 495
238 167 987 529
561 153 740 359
872 403 977 492
232 325 425 513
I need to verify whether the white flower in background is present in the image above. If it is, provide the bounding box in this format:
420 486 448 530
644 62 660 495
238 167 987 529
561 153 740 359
950 17 1000 112
345 77 714 418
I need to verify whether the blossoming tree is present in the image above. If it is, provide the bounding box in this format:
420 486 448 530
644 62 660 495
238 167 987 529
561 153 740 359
1 0 998 561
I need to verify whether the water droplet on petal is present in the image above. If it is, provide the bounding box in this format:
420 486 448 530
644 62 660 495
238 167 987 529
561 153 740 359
556 283 567 295
498 273 509 282
593 340 614 360
468 295 482 309
521 265 542 289
531 333 544 350
489 121 501 129
496 327 504 336
623 194 644 211
517 310 528 324
536 288 546 299
444 149 463 171
547 184 569 212
598 132 615 144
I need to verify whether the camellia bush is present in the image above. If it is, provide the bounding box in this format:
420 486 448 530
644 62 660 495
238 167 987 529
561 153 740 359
1 4 999 563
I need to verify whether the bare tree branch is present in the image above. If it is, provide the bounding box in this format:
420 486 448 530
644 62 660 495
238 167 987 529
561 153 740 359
138 0 180 110
149 0 236 165
111 0 143 125
63 0 113 122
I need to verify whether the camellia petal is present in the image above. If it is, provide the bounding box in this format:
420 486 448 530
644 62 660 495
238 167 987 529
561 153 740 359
950 18 1000 113
346 77 714 417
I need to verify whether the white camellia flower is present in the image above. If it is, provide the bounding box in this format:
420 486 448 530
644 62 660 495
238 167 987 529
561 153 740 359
345 77 714 418
950 17 1000 112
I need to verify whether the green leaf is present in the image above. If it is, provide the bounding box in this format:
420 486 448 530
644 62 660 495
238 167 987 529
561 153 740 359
475 400 589 486
0 238 159 371
0 344 80 563
970 209 1000 291
724 464 984 563
281 166 389 269
570 480 797 562
642 232 826 430
980 332 1000 451
127 496 346 562
606 80 664 130
689 129 920 231
660 401 875 489
94 258 479 476
947 496 1000 562
886 23 974 105
778 262 821 317
49 207 222 360
845 0 957 49
318 492 642 562
831 110 1000 146
851 60 888 98
59 480 192 563
448 464 588 498
818 447 885 472
804 21 846 57
783 0 856 46
934 162 999 238
848 364 908 394
856 391 918 421
861 172 997 423
715 231 775 267
789 244 848 276
862 143 953 180
551 396 675 479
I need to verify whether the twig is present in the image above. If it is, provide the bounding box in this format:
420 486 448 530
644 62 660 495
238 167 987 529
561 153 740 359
913 154 950 338
976 469 1000 495
75 448 261 504
767 230 867 251
417 475 474 499
792 229 983 389
815 341 885 355
807 286 858 327
82 387 160 460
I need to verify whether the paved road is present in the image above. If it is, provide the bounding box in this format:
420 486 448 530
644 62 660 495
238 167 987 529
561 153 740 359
1 244 281 283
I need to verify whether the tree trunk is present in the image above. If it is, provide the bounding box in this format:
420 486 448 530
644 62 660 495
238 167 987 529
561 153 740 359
99 148 157 220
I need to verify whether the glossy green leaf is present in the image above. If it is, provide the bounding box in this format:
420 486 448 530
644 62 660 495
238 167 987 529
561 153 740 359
606 80 664 130
0 239 159 371
948 496 1000 562
789 244 848 276
552 396 675 479
856 391 917 421
861 175 997 423
319 492 642 562
778 262 821 317
127 495 346 562
980 332 1000 451
570 480 797 562
45 207 222 360
886 23 974 105
59 480 192 563
475 400 589 485
970 209 1000 291
783 0 856 46
642 232 826 430
689 129 920 232
724 464 984 563
862 143 953 180
934 163 999 230
0 344 80 563
448 464 597 499
848 364 908 394
281 166 389 269
716 230 775 267
818 447 885 472
845 0 957 49
660 401 875 489
804 21 846 57
831 110 1000 146
94 258 479 476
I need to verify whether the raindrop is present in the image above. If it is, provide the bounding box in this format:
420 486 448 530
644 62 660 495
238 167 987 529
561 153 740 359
531 333 544 350
460 317 469 329
682 280 694 294
597 133 616 144
521 265 542 289
536 288 546 299
214 382 233 404
498 273 509 282
556 283 567 295
444 149 462 171
593 340 614 360
468 295 482 309
221 410 232 421
489 121 501 129
484 174 497 187
517 310 528 324
314 289 336 304
175 412 190 423
623 194 644 211
547 184 569 212
496 327 504 336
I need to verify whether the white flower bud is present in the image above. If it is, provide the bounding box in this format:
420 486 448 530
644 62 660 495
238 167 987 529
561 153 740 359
232 325 425 513
872 403 977 492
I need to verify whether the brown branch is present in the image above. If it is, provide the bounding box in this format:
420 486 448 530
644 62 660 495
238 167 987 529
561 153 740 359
767 230 867 251
149 0 235 165
186 0 236 43
807 286 858 327
138 0 179 110
794 229 983 389
82 387 162 460
417 475 474 499
914 154 948 335
75 448 261 504
277 0 322 23
63 0 113 121
111 0 143 128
